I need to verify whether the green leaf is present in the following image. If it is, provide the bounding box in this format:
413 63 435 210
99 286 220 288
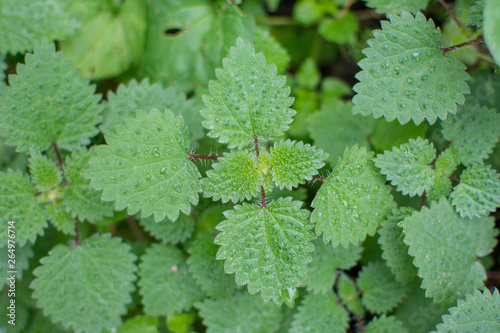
375 137 436 196
1 53 7 90
338 273 365 317
296 57 321 90
138 0 255 92
60 0 146 79
85 109 202 222
100 79 203 147
187 235 237 298
293 0 325 26
0 243 33 289
201 38 295 149
450 164 500 218
311 145 395 247
401 197 498 304
254 27 291 74
0 170 47 247
30 234 137 333
116 316 158 333
201 150 261 203
484 0 500 65
378 207 418 285
364 314 409 333
441 104 500 166
0 39 103 153
362 0 429 15
28 151 62 192
138 244 204 316
196 293 282 333
319 12 359 45
63 148 114 223
0 0 78 54
393 282 448 333
358 261 409 314
270 139 328 190
310 100 375 166
139 214 195 244
305 239 362 294
45 200 75 235
466 1 484 28
434 288 500 332
215 197 315 303
427 176 453 202
352 12 470 125
290 293 349 333
370 119 427 153
435 148 457 177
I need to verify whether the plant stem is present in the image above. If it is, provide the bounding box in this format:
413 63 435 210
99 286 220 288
187 153 218 160
52 142 66 178
353 315 366 332
450 176 461 183
420 191 426 209
260 186 266 208
126 216 145 242
253 136 260 158
441 36 484 55
338 0 355 20
74 220 80 247
437 0 462 27
312 176 326 183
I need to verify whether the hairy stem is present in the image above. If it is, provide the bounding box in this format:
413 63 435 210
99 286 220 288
260 186 266 208
420 191 426 209
253 136 260 158
126 216 145 242
187 153 218 160
450 176 461 183
437 0 462 27
441 36 484 55
353 315 366 332
312 176 326 183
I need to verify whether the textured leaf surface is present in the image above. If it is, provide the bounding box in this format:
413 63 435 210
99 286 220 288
290 293 349 333
484 0 500 65
441 105 500 165
305 239 362 294
0 0 78 54
434 288 500 333
362 0 429 15
270 140 328 190
338 273 364 317
311 145 395 247
138 244 204 316
187 235 237 298
201 38 295 149
215 197 315 303
0 170 47 247
401 198 497 304
374 137 436 196
358 261 408 314
450 164 500 218
63 149 113 222
364 315 409 333
352 12 470 125
309 100 375 165
31 234 137 333
45 200 75 235
28 151 61 192
197 293 282 333
138 0 255 92
0 40 103 153
378 207 418 284
139 214 194 244
201 150 261 203
100 79 203 147
85 109 201 222
466 0 484 27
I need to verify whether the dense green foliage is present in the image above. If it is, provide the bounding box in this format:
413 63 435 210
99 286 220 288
1 0 500 332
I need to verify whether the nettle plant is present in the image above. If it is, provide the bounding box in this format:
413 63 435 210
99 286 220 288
1 0 500 333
